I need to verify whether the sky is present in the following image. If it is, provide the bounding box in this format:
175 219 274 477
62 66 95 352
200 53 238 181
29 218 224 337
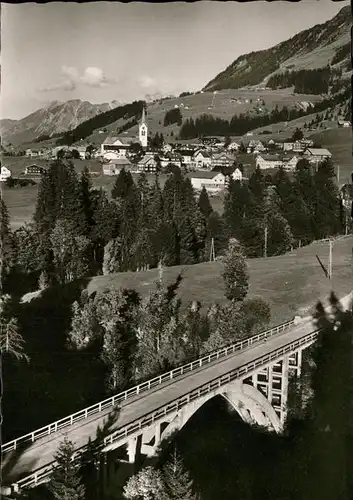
1 1 349 120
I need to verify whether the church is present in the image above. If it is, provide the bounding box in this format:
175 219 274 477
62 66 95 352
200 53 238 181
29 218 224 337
100 107 148 160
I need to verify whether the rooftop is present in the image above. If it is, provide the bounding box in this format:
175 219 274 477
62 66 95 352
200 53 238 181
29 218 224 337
187 171 224 180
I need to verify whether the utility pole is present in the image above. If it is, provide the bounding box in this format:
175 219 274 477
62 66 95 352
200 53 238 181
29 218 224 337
328 239 333 280
337 164 340 184
209 237 215 262
264 225 268 258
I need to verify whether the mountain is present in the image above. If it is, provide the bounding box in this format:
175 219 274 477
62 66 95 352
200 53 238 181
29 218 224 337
203 6 351 92
0 99 122 146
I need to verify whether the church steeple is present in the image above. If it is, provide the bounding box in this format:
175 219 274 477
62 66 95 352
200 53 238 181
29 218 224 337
141 105 146 125
139 105 148 148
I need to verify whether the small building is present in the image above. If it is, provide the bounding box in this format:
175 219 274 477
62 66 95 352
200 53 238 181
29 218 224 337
227 141 241 152
188 171 226 193
76 146 87 160
137 154 158 173
160 153 182 169
282 155 300 171
103 158 133 176
231 167 243 181
24 164 46 175
304 148 332 163
337 119 351 128
256 154 284 170
0 166 11 181
178 150 194 166
211 152 234 169
101 136 137 159
193 150 212 169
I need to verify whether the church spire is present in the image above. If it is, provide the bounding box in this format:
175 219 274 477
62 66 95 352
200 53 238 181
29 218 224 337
141 105 146 125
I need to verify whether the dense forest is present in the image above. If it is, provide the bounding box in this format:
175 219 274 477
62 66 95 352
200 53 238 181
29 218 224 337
267 66 340 95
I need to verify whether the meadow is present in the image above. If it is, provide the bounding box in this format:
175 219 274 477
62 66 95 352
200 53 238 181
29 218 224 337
82 235 353 328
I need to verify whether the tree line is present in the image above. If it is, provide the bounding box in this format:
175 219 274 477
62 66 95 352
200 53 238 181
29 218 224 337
224 158 345 257
178 87 350 139
164 108 183 127
267 67 334 95
1 156 346 294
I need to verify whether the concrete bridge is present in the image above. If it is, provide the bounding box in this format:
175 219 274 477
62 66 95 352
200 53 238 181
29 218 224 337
2 292 352 494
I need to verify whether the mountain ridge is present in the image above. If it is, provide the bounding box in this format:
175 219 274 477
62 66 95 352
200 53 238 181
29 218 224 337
203 5 351 92
0 99 122 146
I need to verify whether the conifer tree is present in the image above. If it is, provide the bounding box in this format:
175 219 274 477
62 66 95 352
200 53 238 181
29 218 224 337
34 160 86 236
313 159 342 239
0 197 14 291
48 437 85 500
222 243 249 302
223 179 250 238
79 165 95 236
50 219 91 283
111 168 134 200
293 159 316 238
134 272 183 379
248 167 266 209
162 449 197 500
205 211 229 260
0 295 29 362
198 186 213 219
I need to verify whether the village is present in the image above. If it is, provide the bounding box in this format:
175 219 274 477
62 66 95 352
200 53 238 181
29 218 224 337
1 106 342 197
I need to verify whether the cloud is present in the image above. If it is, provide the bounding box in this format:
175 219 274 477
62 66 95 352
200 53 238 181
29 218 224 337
39 66 117 92
137 75 157 89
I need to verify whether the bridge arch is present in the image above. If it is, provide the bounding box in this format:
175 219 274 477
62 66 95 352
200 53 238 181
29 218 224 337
159 380 282 447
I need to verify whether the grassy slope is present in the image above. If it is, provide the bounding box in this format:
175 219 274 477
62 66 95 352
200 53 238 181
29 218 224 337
85 235 353 327
308 127 352 185
59 89 323 148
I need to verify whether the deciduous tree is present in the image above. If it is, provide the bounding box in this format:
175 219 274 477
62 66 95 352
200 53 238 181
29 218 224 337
222 244 249 302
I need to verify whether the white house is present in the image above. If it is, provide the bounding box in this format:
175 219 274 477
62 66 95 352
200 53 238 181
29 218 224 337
0 166 11 181
304 148 332 163
256 154 284 170
188 171 226 193
211 152 234 169
193 150 212 169
137 154 158 173
101 136 136 159
231 167 243 181
282 155 300 171
159 153 182 169
227 141 241 152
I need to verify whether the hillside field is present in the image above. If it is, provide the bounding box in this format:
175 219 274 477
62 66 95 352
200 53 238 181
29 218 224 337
85 235 353 327
69 88 323 148
23 235 353 329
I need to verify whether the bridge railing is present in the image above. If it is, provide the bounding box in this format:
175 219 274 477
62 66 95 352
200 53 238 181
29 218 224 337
12 326 319 492
2 318 296 455
103 329 320 449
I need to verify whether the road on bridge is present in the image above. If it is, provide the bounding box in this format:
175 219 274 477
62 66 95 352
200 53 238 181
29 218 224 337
4 318 316 483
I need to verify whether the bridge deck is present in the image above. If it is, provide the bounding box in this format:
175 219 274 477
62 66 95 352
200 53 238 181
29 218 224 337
4 319 316 482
